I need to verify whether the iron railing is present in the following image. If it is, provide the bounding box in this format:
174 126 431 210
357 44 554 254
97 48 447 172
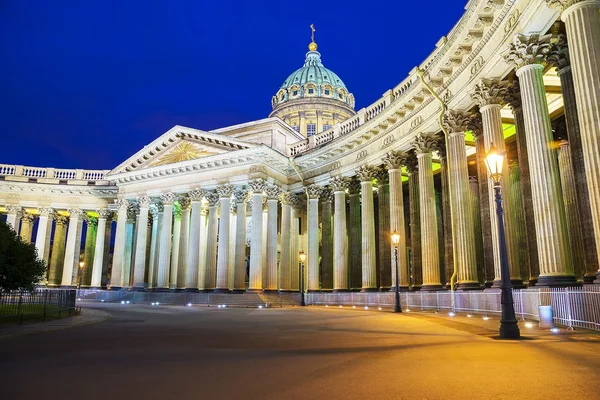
0 289 77 324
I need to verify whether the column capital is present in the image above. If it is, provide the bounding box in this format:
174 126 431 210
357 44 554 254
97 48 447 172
306 184 322 199
115 198 130 210
173 204 183 217
545 0 596 13
5 205 22 215
470 78 511 107
38 207 54 217
97 209 113 220
330 175 349 192
504 33 552 70
289 193 304 210
233 188 249 204
375 166 389 186
127 205 138 222
405 150 419 173
248 178 268 193
68 208 85 219
347 176 362 194
179 196 191 210
21 212 36 224
432 132 447 159
189 188 206 202
205 192 220 207
216 183 235 198
150 202 164 217
356 165 377 182
413 133 437 155
265 185 282 200
55 214 68 226
503 80 522 113
85 215 98 228
320 186 333 202
443 109 473 133
230 202 238 214
547 34 571 71
160 192 177 205
280 191 294 205
382 150 406 170
137 196 152 208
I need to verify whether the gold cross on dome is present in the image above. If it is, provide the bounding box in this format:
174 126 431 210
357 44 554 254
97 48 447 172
310 24 315 43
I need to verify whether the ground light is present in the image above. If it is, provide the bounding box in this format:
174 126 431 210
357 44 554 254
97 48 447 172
551 327 560 333
448 312 455 317
378 307 382 311
483 316 490 321
325 305 328 308
467 314 473 318
258 305 263 309
339 305 342 308
525 322 534 328
364 306 369 310
186 303 192 307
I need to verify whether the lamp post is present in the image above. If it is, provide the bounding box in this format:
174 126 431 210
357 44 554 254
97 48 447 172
299 250 306 307
78 261 84 298
391 232 402 313
484 145 520 339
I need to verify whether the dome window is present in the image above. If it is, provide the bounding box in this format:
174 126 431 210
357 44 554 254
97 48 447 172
307 123 316 137
308 88 314 94
338 93 343 99
324 89 330 95
293 90 298 96
280 94 285 100
324 76 328 79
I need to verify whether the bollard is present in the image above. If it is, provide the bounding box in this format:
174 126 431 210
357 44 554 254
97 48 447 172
538 305 555 329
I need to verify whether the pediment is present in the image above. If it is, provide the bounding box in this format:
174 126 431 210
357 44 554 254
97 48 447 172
109 125 257 175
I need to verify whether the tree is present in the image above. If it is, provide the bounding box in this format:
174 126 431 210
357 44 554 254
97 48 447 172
0 220 46 292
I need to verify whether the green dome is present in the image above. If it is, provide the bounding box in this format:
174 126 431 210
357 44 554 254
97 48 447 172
272 51 355 110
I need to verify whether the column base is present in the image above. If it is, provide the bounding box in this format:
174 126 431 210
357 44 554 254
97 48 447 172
212 288 230 293
307 290 321 293
61 285 76 289
536 275 580 287
456 282 482 290
184 288 200 293
510 279 526 289
332 289 350 293
389 286 410 292
89 286 103 290
246 288 263 293
263 289 279 293
108 286 122 291
595 271 600 284
484 280 494 288
410 285 422 291
583 273 597 284
528 278 538 286
360 288 378 293
379 286 391 292
491 279 502 288
230 289 246 294
129 286 146 292
420 284 443 291
153 288 171 293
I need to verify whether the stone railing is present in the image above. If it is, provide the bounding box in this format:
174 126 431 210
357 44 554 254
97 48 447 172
0 164 112 185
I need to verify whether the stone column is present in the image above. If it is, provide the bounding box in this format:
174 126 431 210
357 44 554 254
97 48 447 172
548 33 600 282
110 199 129 289
233 189 248 292
121 207 137 288
471 78 522 287
290 196 301 291
331 176 349 292
375 167 392 290
91 209 111 288
169 204 182 289
148 204 161 289
504 85 540 284
261 205 268 287
264 185 280 291
469 118 496 286
198 205 208 290
81 215 98 287
413 135 442 290
48 215 68 287
61 208 84 287
505 33 576 285
558 141 587 279
469 177 486 284
508 163 531 284
248 179 267 291
185 189 204 291
132 196 151 290
204 192 219 291
347 177 362 290
549 0 600 283
279 192 293 291
442 110 480 288
5 205 22 234
228 203 237 290
19 212 36 243
35 207 54 266
383 151 409 289
214 184 234 291
433 136 453 288
320 186 334 291
177 197 191 289
306 184 321 291
406 151 422 288
356 165 378 291
157 192 176 290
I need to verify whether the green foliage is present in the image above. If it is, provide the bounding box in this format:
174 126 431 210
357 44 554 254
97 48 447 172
0 220 46 292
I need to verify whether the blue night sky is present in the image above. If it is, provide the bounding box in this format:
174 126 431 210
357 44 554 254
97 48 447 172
0 1 465 170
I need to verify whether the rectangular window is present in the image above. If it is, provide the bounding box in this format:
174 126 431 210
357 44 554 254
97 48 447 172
307 123 316 137
308 88 314 94
293 90 298 96
323 124 331 131
292 125 300 133
324 89 330 95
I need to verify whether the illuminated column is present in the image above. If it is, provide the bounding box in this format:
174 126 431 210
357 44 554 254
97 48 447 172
204 192 219 290
320 186 334 290
5 205 22 233
148 204 161 289
185 189 204 291
383 151 409 289
169 205 182 289
356 165 378 291
35 207 54 266
228 203 237 290
261 205 268 287
215 184 234 291
61 208 84 287
233 188 248 292
198 205 208 290
443 110 480 288
374 168 392 290
248 179 267 291
548 0 600 283
91 209 111 288
48 215 68 287
121 207 136 288
508 163 531 283
299 111 307 137
110 199 130 289
548 33 600 282
264 185 280 291
413 135 442 290
405 152 422 288
347 177 362 289
471 78 522 287
331 176 349 291
279 192 292 291
469 176 486 284
81 215 98 287
290 196 301 291
132 196 151 290
177 197 190 289
19 212 36 243
506 34 576 285
157 192 176 290
306 184 322 291
435 136 453 287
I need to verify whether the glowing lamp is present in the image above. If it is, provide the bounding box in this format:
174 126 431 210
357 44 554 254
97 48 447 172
484 144 505 184
391 231 400 246
299 250 306 263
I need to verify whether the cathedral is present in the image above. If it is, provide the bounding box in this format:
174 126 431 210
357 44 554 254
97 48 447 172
1 0 599 294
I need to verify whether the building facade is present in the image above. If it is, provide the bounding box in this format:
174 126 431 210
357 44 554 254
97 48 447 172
1 0 599 292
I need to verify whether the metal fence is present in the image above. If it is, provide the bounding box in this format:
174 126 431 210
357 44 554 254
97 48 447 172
306 286 600 332
0 289 77 324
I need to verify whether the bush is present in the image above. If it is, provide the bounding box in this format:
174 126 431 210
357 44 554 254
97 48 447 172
0 220 46 292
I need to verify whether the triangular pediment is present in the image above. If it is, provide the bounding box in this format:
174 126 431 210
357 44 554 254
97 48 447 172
109 125 257 175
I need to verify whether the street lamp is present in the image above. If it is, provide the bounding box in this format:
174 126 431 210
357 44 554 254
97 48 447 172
484 144 520 339
299 250 306 306
391 232 402 313
78 261 84 289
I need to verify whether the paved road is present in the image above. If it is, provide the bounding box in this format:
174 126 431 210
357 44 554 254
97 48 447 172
0 304 598 400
